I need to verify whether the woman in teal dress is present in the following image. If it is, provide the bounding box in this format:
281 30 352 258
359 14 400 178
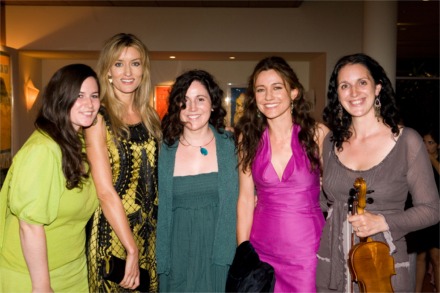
0 64 100 292
157 69 238 292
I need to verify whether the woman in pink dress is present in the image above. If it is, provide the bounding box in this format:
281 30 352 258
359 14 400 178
234 56 328 292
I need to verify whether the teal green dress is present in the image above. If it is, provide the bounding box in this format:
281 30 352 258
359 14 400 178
160 172 228 292
157 127 239 292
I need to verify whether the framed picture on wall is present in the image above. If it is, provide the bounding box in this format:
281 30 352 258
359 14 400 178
154 85 172 120
228 85 247 127
0 50 12 188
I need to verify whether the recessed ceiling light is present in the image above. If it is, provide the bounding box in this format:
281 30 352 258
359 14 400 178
229 56 236 60
169 56 176 59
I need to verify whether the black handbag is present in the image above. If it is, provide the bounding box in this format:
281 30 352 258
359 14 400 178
225 241 276 292
102 255 150 292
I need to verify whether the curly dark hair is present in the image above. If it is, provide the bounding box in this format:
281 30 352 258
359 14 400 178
234 56 319 172
323 53 401 151
35 64 99 189
161 69 226 146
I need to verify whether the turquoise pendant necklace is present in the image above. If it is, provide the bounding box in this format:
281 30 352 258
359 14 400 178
180 133 215 156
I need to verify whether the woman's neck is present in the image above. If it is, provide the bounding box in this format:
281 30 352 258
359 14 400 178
267 116 293 139
350 116 386 139
182 125 212 144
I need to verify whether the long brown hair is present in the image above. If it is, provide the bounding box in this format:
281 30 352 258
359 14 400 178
234 56 319 172
35 63 99 189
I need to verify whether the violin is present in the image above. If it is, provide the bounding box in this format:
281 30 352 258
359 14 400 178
348 177 396 293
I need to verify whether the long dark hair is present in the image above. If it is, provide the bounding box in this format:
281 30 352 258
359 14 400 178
323 53 400 151
234 56 319 172
161 69 226 146
35 63 99 189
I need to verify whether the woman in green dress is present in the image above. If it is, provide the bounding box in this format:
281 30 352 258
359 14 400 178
157 69 238 292
0 64 100 292
85 33 162 292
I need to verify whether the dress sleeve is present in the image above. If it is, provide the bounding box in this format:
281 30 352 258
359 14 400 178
8 142 64 225
384 129 440 238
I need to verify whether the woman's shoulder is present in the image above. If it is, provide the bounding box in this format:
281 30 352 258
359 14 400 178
219 129 236 146
213 129 236 158
222 129 235 139
23 130 59 151
400 126 420 138
212 127 234 140
398 127 423 146
314 122 330 139
13 131 61 167
392 127 426 162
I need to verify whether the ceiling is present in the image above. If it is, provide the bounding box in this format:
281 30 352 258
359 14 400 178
2 0 304 8
3 0 439 72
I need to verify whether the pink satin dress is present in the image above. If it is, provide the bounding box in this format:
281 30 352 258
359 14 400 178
250 125 325 292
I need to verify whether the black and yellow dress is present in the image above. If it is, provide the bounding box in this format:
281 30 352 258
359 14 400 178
87 107 159 292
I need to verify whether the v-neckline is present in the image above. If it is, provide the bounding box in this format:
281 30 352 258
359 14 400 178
267 128 294 182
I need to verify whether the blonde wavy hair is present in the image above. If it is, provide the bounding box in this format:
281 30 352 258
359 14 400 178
96 33 162 141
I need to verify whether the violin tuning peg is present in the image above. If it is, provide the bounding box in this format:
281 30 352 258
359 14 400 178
366 197 374 204
349 188 357 197
367 189 375 194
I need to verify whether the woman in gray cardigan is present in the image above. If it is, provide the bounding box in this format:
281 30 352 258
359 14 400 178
156 69 238 292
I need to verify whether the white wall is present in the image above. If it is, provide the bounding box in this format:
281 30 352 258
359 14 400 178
5 1 366 150
6 2 364 69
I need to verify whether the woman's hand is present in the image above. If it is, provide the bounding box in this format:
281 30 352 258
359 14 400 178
119 251 140 289
348 211 389 237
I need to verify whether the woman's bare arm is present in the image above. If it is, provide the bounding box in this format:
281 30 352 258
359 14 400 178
19 221 53 293
85 114 139 289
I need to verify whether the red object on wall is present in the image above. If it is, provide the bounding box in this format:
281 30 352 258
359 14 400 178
155 85 171 120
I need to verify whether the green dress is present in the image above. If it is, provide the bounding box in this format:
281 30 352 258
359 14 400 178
160 172 229 292
0 130 98 292
87 107 159 292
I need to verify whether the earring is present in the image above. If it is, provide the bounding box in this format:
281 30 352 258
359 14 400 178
291 101 294 114
257 109 261 119
108 76 113 84
374 96 381 120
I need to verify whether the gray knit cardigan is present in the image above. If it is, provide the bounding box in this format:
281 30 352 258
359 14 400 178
156 126 238 275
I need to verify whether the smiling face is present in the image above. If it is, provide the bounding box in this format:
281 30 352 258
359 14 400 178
254 69 297 121
108 46 143 97
337 63 381 119
179 80 212 132
70 76 100 131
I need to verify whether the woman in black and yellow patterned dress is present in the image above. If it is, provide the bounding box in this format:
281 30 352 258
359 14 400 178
85 33 162 292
